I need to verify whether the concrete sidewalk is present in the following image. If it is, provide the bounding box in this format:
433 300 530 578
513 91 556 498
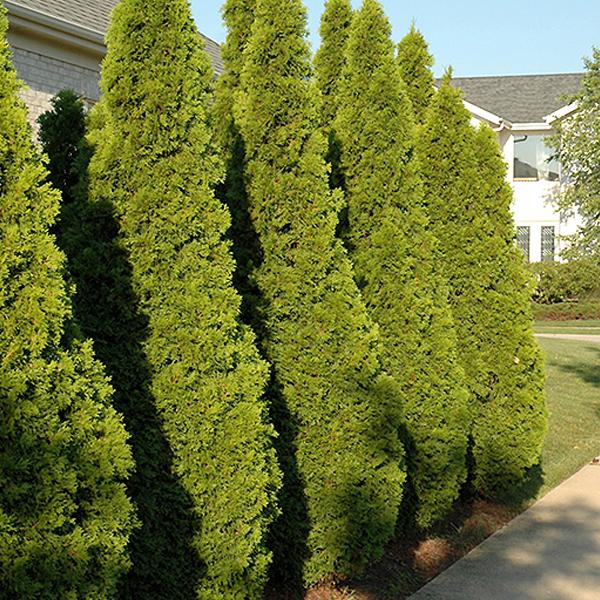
535 333 600 343
410 462 600 600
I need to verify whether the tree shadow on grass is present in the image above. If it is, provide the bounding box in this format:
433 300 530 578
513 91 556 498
58 190 202 599
558 346 600 389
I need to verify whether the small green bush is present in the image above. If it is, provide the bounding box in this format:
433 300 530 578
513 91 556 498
529 260 600 304
533 301 600 321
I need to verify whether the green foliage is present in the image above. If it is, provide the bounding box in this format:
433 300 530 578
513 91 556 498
84 0 281 597
533 300 600 321
417 77 547 495
38 90 86 204
336 0 468 530
548 48 600 262
236 0 405 584
314 0 353 193
529 259 600 304
397 24 435 124
0 9 135 597
315 0 353 126
213 0 259 318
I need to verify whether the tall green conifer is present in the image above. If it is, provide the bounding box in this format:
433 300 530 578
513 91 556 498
336 0 468 529
88 0 281 597
417 76 547 494
315 0 353 125
0 9 135 597
315 0 353 192
213 0 258 313
397 24 435 123
236 0 405 584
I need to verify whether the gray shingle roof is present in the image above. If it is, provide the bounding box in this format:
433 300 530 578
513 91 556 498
445 73 584 123
6 0 224 75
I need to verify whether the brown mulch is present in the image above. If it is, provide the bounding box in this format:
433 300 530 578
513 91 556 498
266 497 518 600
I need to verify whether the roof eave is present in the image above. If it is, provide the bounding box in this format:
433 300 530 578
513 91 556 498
5 0 105 57
544 101 579 124
462 98 513 130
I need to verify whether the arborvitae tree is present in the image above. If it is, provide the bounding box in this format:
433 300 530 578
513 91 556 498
87 0 281 597
213 0 259 314
38 90 86 204
470 124 547 492
314 0 353 192
315 0 353 125
0 9 135 598
335 0 468 529
417 76 547 494
236 0 405 585
397 24 435 124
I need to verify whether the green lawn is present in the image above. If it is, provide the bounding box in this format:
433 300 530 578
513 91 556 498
536 336 600 497
535 320 600 335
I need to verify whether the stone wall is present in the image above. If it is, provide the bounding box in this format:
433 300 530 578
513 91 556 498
10 46 101 135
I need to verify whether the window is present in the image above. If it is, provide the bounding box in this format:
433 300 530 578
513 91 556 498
514 135 560 181
516 226 530 261
541 226 556 262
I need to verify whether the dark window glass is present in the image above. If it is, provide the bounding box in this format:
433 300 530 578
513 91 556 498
514 135 560 181
516 226 531 261
541 226 556 262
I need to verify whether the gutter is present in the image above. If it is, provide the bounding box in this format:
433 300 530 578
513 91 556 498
4 0 106 57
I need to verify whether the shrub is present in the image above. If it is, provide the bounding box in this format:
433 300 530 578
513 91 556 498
533 301 600 321
0 8 135 597
86 0 281 597
314 0 353 191
529 260 600 304
38 90 86 204
237 0 405 584
335 0 468 529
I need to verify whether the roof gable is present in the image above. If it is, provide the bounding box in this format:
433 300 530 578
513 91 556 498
445 73 584 123
6 0 224 75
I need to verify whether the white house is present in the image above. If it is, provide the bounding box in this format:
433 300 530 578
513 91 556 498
4 0 223 134
449 74 584 262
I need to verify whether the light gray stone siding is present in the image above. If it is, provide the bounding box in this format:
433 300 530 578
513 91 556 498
10 46 100 135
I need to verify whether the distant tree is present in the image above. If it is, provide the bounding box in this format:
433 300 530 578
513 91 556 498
314 0 353 192
397 24 435 123
0 8 135 597
236 0 405 585
336 0 468 529
417 75 547 495
86 0 281 597
38 90 86 204
549 48 600 262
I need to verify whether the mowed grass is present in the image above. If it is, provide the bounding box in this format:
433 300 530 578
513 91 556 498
536 336 600 497
535 319 600 335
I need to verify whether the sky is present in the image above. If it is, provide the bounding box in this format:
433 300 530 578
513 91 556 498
190 0 600 77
